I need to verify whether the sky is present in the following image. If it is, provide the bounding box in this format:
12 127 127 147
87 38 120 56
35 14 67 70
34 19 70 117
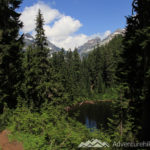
19 0 133 50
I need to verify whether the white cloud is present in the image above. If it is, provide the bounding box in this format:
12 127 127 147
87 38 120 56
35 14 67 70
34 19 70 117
51 34 89 50
45 16 82 39
20 2 111 50
20 1 61 33
47 31 111 50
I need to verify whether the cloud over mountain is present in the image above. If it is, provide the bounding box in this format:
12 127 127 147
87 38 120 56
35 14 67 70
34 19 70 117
20 1 111 50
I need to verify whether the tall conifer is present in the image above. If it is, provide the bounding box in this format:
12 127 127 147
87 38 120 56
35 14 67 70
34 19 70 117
24 9 50 108
119 0 150 140
0 0 23 110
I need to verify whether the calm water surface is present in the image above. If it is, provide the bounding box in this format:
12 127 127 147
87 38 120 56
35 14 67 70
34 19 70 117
70 102 113 130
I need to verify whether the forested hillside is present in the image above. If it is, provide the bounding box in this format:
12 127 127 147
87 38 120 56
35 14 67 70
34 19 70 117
0 0 150 149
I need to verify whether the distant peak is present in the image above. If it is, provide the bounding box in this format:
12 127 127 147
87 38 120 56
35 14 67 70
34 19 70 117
23 32 61 53
113 28 125 34
24 33 34 41
87 37 101 43
24 33 33 38
94 36 101 40
115 28 123 32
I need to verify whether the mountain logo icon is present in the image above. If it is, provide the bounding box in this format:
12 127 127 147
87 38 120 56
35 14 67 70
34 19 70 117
78 139 109 148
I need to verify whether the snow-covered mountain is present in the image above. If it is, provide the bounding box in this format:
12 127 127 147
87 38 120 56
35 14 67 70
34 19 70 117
23 33 61 53
78 29 125 56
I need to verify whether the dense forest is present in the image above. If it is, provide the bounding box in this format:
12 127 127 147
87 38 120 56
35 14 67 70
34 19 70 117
0 0 150 149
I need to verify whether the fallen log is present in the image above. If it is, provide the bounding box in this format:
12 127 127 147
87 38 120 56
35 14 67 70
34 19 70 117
65 100 112 112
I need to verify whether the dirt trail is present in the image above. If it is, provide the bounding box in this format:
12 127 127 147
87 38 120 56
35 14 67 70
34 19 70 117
0 130 24 150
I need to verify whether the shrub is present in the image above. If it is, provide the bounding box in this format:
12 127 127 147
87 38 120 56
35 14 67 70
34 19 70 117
8 104 111 150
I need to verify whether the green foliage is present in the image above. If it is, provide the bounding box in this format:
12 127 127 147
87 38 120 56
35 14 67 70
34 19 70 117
23 10 52 108
0 103 13 131
118 0 150 140
99 87 119 100
80 35 123 97
0 0 23 110
107 85 134 142
35 9 47 49
1 0 148 148
49 35 123 104
8 104 111 150
9 132 48 150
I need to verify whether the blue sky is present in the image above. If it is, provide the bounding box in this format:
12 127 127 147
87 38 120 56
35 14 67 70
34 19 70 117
19 0 133 49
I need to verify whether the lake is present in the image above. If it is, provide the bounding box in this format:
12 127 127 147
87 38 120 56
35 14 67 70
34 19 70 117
69 101 113 130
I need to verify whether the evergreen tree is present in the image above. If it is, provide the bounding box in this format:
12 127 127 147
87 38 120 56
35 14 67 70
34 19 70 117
50 49 70 105
65 50 75 102
119 0 150 140
87 49 98 93
35 9 47 49
82 35 123 95
0 0 23 111
108 85 134 142
24 9 51 108
80 56 91 97
72 49 82 98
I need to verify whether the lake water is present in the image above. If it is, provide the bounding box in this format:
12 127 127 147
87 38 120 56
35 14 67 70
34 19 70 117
69 102 113 130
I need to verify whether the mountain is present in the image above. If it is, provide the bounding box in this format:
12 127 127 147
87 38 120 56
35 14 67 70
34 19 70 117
100 29 125 46
23 29 125 56
78 37 101 56
23 33 61 53
78 29 125 56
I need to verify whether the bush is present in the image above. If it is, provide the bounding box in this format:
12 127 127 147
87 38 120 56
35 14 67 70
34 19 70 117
8 104 111 150
0 103 13 132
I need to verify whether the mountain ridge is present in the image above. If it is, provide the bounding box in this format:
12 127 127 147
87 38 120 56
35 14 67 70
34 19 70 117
23 33 61 53
78 28 125 56
23 29 125 55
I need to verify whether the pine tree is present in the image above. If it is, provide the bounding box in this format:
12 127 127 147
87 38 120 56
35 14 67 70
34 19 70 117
65 50 74 102
24 9 51 108
71 49 82 99
77 56 90 98
108 85 134 141
35 9 47 49
119 0 150 140
82 35 123 96
50 49 70 105
0 0 23 111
